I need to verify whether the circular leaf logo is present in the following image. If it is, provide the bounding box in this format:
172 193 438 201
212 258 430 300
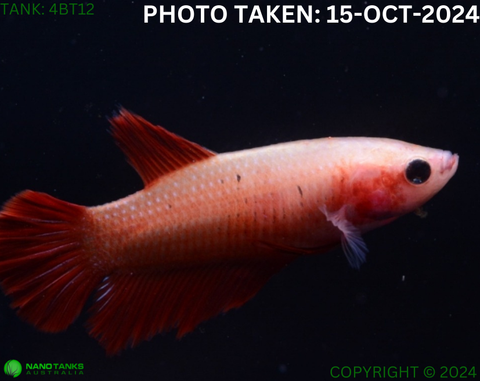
4 360 22 378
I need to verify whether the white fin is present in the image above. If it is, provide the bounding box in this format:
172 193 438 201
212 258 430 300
320 205 368 269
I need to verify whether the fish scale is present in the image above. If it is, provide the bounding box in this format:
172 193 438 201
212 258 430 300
89 149 314 268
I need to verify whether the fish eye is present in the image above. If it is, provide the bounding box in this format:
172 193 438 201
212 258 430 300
405 159 431 185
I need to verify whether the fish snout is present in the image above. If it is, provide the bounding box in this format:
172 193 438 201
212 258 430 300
440 151 459 175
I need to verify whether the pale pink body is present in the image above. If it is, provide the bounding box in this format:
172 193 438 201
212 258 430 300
87 137 458 271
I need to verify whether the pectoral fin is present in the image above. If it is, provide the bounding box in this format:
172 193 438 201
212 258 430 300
320 206 368 269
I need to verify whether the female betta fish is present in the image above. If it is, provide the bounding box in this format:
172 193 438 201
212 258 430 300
0 109 458 354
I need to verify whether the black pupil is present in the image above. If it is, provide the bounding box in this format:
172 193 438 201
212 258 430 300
406 159 431 184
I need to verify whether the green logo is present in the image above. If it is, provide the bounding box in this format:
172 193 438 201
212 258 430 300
4 360 22 378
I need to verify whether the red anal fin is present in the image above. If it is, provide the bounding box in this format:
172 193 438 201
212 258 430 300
87 256 294 355
260 240 339 256
0 191 103 332
109 108 216 187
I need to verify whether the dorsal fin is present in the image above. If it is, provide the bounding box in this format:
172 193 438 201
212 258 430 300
109 108 216 187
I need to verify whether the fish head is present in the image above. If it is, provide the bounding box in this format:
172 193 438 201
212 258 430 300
395 144 459 210
327 138 459 229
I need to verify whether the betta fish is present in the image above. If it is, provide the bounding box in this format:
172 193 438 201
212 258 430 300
0 109 458 354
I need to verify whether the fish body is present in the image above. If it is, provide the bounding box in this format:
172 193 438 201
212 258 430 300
89 137 456 269
0 110 458 354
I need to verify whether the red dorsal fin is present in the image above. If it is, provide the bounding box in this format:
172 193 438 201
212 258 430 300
0 191 103 332
109 108 216 186
87 255 294 355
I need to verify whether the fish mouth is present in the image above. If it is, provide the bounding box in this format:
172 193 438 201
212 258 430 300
440 151 459 175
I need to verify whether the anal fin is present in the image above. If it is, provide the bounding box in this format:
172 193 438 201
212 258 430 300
88 256 294 355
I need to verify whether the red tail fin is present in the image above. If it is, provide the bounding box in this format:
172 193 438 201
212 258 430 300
0 190 102 332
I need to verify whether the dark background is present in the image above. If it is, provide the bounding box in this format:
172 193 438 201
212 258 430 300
0 1 478 380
